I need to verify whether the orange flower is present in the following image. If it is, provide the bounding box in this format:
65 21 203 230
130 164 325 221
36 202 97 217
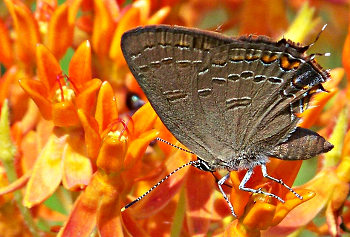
19 41 101 127
3 0 79 66
59 95 159 236
19 41 101 208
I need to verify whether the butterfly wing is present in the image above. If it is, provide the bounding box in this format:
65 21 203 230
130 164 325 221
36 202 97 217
204 42 322 150
121 25 235 163
121 25 330 169
270 127 333 160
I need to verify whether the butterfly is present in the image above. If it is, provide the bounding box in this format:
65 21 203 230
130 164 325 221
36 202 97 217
121 25 333 216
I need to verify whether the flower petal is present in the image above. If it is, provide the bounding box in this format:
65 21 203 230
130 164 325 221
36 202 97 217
282 2 319 43
240 0 287 37
0 67 17 107
0 172 30 196
58 183 98 237
76 79 102 115
0 18 13 67
325 201 341 236
58 172 122 237
324 108 348 167
267 169 339 235
4 0 40 65
23 132 67 207
34 0 56 22
146 6 170 25
266 159 302 198
19 78 52 120
69 40 92 89
242 201 276 230
224 220 260 237
97 133 127 173
77 109 101 161
342 26 350 78
109 5 141 63
36 44 62 92
67 0 82 24
91 0 116 58
230 171 251 218
95 81 118 133
123 129 159 170
97 190 124 236
121 211 149 236
131 102 157 137
52 101 80 127
20 130 39 171
185 167 215 236
47 2 74 59
336 129 350 183
272 189 315 226
62 142 92 190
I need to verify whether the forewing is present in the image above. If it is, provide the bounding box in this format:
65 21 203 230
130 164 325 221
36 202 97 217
121 25 235 162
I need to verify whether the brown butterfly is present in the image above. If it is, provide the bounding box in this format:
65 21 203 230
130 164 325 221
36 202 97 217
121 25 333 217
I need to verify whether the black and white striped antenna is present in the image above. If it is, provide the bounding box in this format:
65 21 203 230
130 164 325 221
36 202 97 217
121 138 198 212
307 24 327 49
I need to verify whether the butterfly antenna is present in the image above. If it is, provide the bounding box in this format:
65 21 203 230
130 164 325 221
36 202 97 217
304 24 330 60
156 137 195 154
156 138 232 187
307 24 327 49
121 159 200 212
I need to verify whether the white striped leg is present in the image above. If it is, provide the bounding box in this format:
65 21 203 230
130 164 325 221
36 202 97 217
218 173 236 217
261 164 302 200
239 168 285 203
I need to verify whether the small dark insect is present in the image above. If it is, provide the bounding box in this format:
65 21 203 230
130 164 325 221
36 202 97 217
120 25 333 217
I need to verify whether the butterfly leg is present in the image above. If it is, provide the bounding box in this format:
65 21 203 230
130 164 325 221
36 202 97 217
261 164 303 200
239 168 285 203
218 173 237 217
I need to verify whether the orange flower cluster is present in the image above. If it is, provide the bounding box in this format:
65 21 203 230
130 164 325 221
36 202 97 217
0 0 349 236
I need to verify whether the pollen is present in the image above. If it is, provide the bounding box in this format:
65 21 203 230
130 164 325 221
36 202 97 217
107 130 128 142
38 21 48 35
53 86 75 102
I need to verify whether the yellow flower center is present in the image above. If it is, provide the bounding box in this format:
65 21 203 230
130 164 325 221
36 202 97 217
107 131 128 142
53 85 75 102
38 21 48 35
